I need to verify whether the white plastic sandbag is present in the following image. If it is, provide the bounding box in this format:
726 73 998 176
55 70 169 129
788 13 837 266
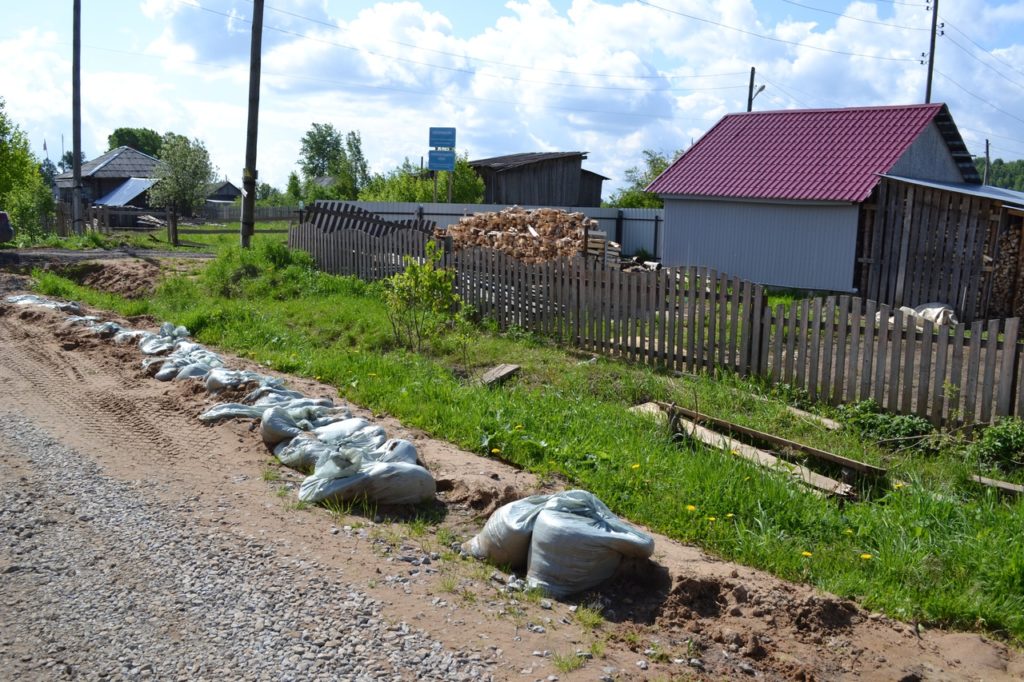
297 449 369 503
360 461 436 505
367 439 418 465
274 436 336 471
525 491 654 599
313 417 370 442
199 403 266 423
461 494 552 569
260 406 306 445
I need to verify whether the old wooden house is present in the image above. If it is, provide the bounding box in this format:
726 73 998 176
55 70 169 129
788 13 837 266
55 146 161 205
469 152 606 207
647 103 1024 320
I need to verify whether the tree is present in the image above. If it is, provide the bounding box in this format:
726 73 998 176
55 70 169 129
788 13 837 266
149 133 216 227
298 122 344 179
0 97 53 240
59 150 86 173
285 172 302 203
359 155 484 204
975 157 1024 191
107 127 162 157
605 149 682 208
38 158 58 187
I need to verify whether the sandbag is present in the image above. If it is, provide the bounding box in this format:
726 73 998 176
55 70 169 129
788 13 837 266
913 302 957 327
205 368 274 393
313 417 370 442
274 436 336 471
174 363 213 381
199 403 266 423
260 406 306 445
246 386 307 405
461 494 552 569
360 461 436 505
525 491 654 599
367 439 418 465
297 449 368 503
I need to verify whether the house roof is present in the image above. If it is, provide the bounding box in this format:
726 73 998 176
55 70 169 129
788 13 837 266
94 177 157 207
647 104 979 203
469 152 588 172
56 146 161 185
206 180 241 195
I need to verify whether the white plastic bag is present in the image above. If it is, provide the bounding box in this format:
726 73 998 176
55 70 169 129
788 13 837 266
273 436 335 471
313 417 370 442
367 439 418 465
260 406 306 445
360 461 436 505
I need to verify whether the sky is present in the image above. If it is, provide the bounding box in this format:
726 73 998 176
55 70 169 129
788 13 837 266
1 0 1023 197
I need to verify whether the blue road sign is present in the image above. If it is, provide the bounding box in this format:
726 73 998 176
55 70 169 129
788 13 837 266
428 150 456 172
429 127 456 148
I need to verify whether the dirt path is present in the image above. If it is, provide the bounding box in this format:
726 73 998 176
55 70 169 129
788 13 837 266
1 267 1022 681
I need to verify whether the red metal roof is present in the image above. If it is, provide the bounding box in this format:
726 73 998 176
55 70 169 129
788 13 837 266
647 104 956 203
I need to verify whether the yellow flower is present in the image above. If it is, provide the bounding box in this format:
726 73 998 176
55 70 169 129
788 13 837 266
490 448 501 454
893 481 905 489
368 373 378 377
860 553 873 560
514 424 524 430
631 463 641 470
686 504 697 512
843 528 854 535
725 513 735 519
801 551 813 558
706 516 716 522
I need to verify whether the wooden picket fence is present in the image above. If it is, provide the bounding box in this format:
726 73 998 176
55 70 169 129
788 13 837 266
289 223 1024 427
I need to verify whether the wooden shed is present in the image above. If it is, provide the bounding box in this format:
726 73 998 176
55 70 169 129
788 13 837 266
469 152 607 207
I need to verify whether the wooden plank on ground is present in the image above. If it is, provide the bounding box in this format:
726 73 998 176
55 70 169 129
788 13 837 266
672 416 854 497
971 475 1024 497
481 363 521 386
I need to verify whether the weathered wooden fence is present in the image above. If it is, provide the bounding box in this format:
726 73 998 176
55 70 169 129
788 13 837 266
289 223 1024 427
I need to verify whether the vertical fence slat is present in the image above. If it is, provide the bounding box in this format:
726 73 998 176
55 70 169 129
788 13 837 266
771 305 785 382
860 300 877 402
728 276 740 370
997 318 1020 418
981 319 1001 423
887 311 903 413
916 321 934 417
821 298 836 403
931 322 950 426
808 299 823 402
687 269 698 372
833 296 850 404
648 270 659 365
739 281 752 375
900 317 916 414
964 321 984 424
846 299 861 404
668 271 680 370
717 273 729 367
783 303 797 384
796 299 810 390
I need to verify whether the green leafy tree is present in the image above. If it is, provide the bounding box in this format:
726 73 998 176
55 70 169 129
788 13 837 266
359 155 484 203
107 126 163 157
383 240 464 352
285 172 302 203
975 157 1024 191
59 150 86 173
0 97 53 240
38 158 58 187
298 122 344 179
297 125 371 201
149 133 216 217
605 149 682 208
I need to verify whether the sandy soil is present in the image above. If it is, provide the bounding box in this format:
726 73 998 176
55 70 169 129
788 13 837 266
1 260 1022 681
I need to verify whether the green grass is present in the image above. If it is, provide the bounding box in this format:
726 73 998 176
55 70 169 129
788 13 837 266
29 244 1024 645
551 651 586 674
8 221 290 252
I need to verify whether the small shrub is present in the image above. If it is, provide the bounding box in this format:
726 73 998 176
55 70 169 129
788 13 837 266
837 399 936 451
970 417 1024 469
383 240 465 352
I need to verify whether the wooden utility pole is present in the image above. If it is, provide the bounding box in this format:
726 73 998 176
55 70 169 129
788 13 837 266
72 0 83 235
240 0 264 248
983 139 990 184
925 0 939 103
747 67 755 112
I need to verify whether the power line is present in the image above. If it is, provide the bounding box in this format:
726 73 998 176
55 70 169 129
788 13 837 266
634 0 919 62
779 0 928 31
935 69 1024 126
942 34 1024 91
942 18 1024 80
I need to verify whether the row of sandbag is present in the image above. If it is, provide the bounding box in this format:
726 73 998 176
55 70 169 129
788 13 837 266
5 294 436 506
462 490 655 599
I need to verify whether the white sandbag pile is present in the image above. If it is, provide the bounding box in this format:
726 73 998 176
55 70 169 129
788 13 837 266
463 490 654 599
4 293 438 508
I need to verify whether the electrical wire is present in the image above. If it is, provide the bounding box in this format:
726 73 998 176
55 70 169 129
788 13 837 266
634 0 919 62
942 18 1024 81
941 34 1024 91
779 0 928 31
935 69 1024 127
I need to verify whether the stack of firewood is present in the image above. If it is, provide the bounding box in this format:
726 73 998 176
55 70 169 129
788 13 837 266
438 206 599 263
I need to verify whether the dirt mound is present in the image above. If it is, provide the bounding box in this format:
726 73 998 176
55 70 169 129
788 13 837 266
64 258 162 298
436 474 526 515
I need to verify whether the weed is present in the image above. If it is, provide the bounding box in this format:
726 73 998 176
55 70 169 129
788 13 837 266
407 517 429 538
275 486 290 498
588 639 606 658
261 467 281 482
436 527 457 548
969 417 1024 469
551 651 585 674
458 588 477 605
439 574 459 594
574 604 604 631
286 499 310 511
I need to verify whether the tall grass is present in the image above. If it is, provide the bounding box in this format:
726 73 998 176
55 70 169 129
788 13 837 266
31 246 1024 643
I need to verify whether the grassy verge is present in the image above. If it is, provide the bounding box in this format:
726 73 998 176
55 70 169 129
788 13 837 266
30 243 1024 644
3 221 290 252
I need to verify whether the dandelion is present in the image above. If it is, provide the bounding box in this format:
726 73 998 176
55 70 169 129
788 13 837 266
843 528 854 535
490 448 501 455
725 513 735 519
706 516 716 522
368 373 378 377
893 481 905 490
686 504 697 512
631 463 641 470
860 553 873 560
514 424 524 430
801 551 813 558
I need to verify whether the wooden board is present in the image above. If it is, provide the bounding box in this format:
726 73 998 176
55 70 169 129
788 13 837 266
481 363 521 386
971 475 1024 497
672 416 853 498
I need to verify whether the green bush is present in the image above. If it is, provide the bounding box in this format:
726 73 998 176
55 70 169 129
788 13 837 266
970 417 1024 469
837 399 936 451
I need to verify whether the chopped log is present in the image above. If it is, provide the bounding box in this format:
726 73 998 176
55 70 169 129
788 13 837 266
673 416 854 498
481 363 521 387
629 402 668 425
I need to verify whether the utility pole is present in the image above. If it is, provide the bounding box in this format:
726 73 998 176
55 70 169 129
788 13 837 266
983 139 990 184
925 0 939 103
72 0 83 235
240 0 264 248
747 67 755 112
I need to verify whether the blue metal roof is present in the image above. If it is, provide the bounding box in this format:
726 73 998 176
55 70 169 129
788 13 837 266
94 177 156 206
882 174 1024 209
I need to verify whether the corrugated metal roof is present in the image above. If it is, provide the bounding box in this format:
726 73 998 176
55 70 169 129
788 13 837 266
56 146 161 184
470 152 587 171
883 174 1024 208
647 104 978 203
94 177 156 206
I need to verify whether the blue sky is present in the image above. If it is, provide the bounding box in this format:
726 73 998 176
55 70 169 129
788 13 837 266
2 1 1022 195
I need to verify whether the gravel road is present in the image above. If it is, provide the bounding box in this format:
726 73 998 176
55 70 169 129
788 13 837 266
0 414 493 681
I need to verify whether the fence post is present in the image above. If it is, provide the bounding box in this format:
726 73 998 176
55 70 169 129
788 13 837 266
615 209 623 245
653 214 661 260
